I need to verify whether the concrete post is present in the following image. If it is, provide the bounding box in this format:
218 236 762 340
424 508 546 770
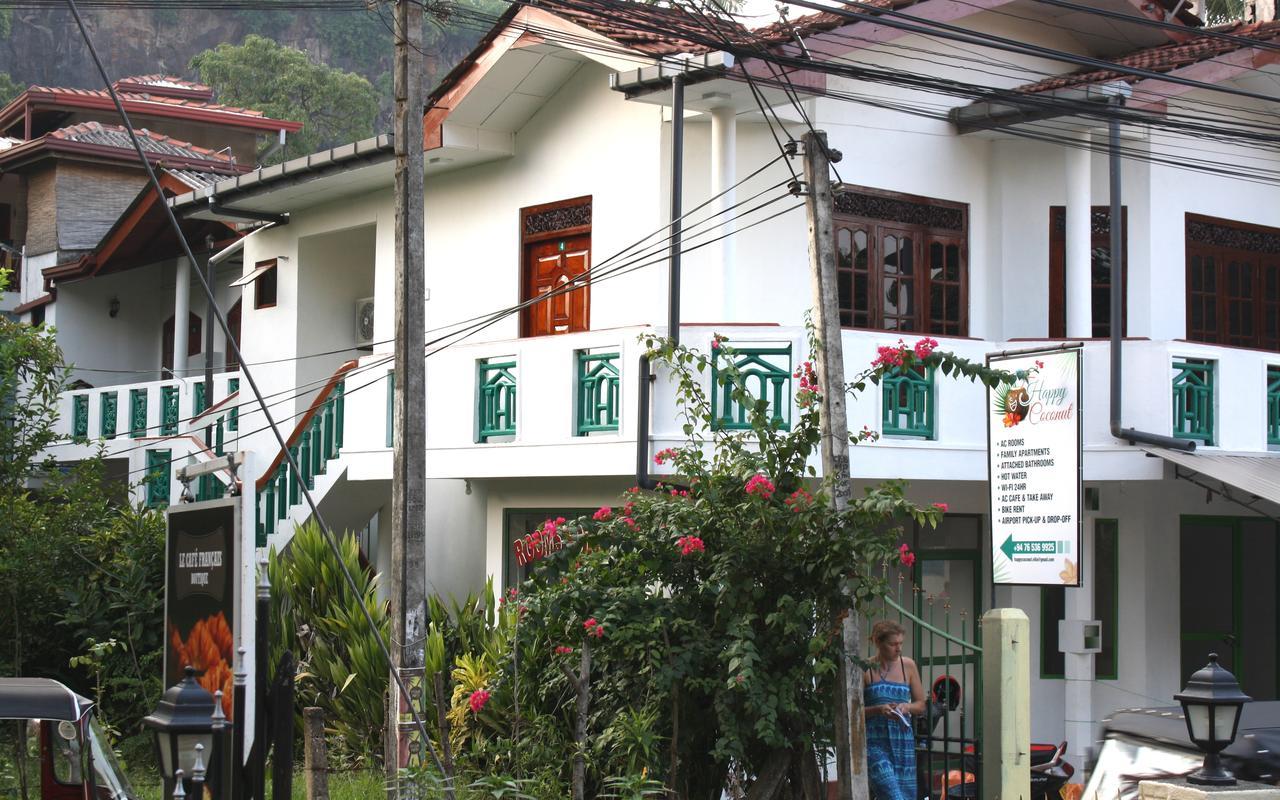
1064 522 1095 777
173 256 191 375
710 103 736 319
1065 136 1092 339
982 608 1030 800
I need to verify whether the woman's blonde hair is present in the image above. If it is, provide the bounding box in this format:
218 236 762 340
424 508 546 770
870 620 906 646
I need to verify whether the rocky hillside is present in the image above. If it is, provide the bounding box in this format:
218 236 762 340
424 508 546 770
0 4 496 127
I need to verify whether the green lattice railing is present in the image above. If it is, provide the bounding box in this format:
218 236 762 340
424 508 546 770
130 389 147 438
577 352 620 435
160 386 179 436
1173 359 1215 445
478 359 517 442
1269 367 1280 447
72 395 89 438
711 346 791 431
882 365 935 439
227 378 240 431
99 391 118 440
193 382 208 417
146 449 171 507
256 377 347 545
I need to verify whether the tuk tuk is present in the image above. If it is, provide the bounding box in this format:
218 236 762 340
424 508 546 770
1084 703 1280 800
0 678 136 800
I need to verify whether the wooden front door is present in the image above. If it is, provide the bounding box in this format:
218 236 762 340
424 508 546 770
522 234 590 337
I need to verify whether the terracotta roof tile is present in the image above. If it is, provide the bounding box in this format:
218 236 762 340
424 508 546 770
527 0 749 54
1018 19 1280 93
27 84 269 117
48 120 237 165
112 74 215 100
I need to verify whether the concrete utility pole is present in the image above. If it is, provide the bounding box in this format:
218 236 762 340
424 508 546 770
802 129 869 800
387 0 428 794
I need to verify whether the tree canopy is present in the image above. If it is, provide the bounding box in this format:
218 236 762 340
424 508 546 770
190 35 379 163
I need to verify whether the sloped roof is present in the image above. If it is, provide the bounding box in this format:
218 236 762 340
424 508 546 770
1017 19 1280 93
49 121 239 166
525 0 749 55
111 74 216 101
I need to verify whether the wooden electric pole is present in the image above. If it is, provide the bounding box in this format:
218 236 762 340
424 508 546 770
387 0 427 794
802 129 869 800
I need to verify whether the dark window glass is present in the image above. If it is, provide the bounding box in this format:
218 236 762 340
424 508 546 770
255 262 278 309
1041 585 1066 678
1095 520 1119 679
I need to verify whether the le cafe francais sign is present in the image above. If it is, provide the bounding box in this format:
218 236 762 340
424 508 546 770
986 347 1082 587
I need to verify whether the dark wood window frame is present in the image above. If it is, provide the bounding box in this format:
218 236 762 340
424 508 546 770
1048 206 1128 339
1185 213 1280 351
519 196 592 338
254 259 278 310
833 185 969 336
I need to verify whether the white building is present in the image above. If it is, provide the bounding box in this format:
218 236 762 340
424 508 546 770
22 0 1280 777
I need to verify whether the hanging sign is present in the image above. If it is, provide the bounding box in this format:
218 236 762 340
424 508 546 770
165 497 241 719
987 347 1082 586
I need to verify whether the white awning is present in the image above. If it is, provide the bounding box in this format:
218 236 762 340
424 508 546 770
230 262 274 287
1141 446 1280 518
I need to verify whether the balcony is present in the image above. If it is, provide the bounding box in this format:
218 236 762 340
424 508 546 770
51 331 1280 494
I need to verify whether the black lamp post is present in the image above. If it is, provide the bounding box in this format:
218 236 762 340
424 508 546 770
1174 653 1252 786
144 666 217 798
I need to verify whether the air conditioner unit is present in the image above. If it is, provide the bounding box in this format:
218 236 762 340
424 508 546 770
355 297 375 349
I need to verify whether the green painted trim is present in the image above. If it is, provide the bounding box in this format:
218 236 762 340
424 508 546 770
145 449 171 508
478 358 518 442
1039 585 1066 680
576 351 621 435
710 345 792 431
160 386 179 436
1095 518 1120 680
1172 359 1215 445
882 364 935 439
99 391 117 439
129 389 147 438
227 378 240 431
72 394 89 438
193 382 208 417
385 370 395 448
1267 366 1280 446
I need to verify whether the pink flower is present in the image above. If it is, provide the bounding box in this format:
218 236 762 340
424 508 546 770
654 448 678 465
623 501 635 516
899 543 916 568
555 645 573 655
623 517 638 530
468 690 490 714
744 474 775 500
592 624 605 638
583 618 598 630
1035 360 1045 369
932 502 949 512
677 535 705 556
913 338 939 359
711 339 720 350
593 506 612 521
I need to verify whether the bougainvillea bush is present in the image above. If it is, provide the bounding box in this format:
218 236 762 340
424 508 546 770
416 333 1017 799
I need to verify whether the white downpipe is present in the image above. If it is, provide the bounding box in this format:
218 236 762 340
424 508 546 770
1065 135 1093 339
710 105 737 320
173 256 191 375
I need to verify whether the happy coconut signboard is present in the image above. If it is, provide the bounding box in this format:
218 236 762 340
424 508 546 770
986 346 1082 587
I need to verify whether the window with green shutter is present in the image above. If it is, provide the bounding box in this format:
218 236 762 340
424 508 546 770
882 365 935 439
478 359 517 442
1172 359 1214 445
711 345 791 431
576 351 620 435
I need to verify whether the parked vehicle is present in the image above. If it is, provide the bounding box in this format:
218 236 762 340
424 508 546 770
916 676 1074 800
0 678 137 800
1084 703 1280 800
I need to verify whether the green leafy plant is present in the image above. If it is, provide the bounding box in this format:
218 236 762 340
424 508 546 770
268 520 389 766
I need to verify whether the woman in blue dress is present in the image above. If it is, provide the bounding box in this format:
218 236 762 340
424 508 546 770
864 620 926 800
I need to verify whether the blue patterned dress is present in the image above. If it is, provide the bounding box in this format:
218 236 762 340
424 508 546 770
865 661 917 800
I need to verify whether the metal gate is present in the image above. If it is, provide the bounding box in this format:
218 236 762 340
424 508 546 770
864 573 984 800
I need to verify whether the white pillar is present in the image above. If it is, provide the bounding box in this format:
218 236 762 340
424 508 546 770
1065 136 1093 339
1064 521 1095 777
710 104 736 321
173 256 191 375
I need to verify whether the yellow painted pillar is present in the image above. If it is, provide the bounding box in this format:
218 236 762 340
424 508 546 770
982 608 1030 800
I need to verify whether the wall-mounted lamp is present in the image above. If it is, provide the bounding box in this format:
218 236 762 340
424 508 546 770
108 296 121 318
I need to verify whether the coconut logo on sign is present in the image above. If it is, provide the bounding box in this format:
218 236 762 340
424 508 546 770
987 348 1082 587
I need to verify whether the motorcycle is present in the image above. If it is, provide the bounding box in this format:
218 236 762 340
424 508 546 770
914 675 1075 800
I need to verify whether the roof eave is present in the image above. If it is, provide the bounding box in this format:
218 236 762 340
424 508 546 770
951 81 1133 134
